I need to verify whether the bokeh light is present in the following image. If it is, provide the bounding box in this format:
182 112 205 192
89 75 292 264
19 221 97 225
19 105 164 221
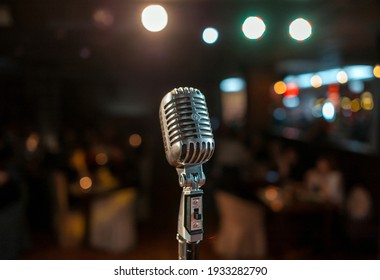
273 81 287 95
284 82 299 97
93 9 114 28
141 5 168 32
79 47 91 59
220 77 246 92
322 101 335 121
341 97 352 110
26 132 39 153
374 64 380 78
129 133 142 148
265 186 279 201
361 91 374 110
348 80 364 93
273 108 287 121
351 98 361 112
242 16 266 39
310 74 322 88
289 18 312 41
202 27 219 44
95 153 108 166
80 176 93 190
336 70 348 84
283 96 300 108
312 103 323 118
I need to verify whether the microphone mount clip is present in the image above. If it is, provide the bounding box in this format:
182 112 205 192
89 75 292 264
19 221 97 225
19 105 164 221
176 165 206 259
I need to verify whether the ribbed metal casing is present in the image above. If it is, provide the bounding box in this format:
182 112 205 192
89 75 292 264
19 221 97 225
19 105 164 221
159 87 215 167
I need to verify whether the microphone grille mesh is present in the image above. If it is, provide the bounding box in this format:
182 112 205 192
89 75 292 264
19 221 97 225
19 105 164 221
160 87 215 166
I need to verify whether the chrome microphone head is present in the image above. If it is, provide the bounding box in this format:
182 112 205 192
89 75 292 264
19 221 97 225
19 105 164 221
159 87 215 168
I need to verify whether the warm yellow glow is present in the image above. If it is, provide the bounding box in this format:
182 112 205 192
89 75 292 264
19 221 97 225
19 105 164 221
361 91 374 110
273 81 287 95
373 65 380 78
71 149 87 171
271 201 284 212
351 98 361 112
95 153 108 165
129 133 142 148
341 97 351 110
141 5 168 32
265 186 279 201
93 9 114 27
336 70 348 84
80 176 92 190
316 98 325 105
310 75 322 88
26 132 39 152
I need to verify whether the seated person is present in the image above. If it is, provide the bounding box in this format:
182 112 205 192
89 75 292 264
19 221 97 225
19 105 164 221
304 155 344 207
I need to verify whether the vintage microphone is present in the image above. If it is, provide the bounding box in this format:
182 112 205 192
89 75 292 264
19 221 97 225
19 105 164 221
159 87 215 260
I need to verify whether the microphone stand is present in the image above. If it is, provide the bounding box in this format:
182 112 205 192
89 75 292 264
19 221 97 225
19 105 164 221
176 165 205 260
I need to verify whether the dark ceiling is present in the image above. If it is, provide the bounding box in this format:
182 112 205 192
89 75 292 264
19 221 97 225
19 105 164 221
0 0 379 121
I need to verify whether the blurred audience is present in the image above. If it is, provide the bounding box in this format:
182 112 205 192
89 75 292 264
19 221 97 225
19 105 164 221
304 155 344 207
0 122 379 259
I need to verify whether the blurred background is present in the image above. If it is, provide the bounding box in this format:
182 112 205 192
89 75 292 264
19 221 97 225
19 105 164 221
0 0 380 260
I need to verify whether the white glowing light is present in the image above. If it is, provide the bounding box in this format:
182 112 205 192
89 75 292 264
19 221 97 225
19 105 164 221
141 5 168 32
202 27 219 44
310 75 322 88
220 77 246 92
289 18 312 41
284 65 374 89
242 16 266 39
322 102 335 121
337 70 348 84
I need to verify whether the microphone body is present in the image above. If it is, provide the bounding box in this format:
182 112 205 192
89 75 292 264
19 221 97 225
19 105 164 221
159 87 215 259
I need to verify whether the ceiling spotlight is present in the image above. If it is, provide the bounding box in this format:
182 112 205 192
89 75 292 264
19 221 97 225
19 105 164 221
202 27 219 44
242 16 266 40
141 5 168 32
289 18 312 41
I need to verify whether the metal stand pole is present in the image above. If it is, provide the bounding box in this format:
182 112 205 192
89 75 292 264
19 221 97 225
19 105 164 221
177 234 200 260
